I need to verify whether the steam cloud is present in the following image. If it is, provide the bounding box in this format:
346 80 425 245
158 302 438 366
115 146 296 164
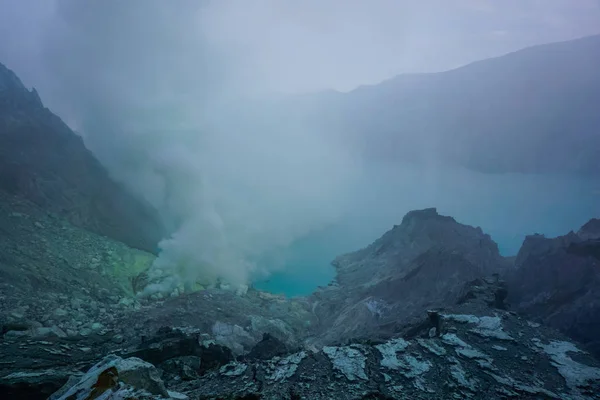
31 0 359 294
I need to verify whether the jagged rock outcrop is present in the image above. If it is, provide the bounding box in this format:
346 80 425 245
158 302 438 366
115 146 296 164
333 208 505 287
507 220 600 357
578 219 600 241
308 208 511 347
0 61 164 253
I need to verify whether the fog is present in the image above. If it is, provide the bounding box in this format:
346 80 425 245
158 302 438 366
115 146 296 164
1 0 599 295
257 163 600 296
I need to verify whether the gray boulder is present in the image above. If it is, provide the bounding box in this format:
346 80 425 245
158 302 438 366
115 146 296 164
52 355 175 400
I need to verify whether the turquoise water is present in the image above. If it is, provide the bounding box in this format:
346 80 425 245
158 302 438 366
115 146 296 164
254 164 600 297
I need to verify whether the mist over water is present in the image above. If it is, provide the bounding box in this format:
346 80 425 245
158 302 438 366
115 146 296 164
256 162 600 296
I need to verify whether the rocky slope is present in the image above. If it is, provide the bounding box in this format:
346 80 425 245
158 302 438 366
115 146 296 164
4 279 600 399
0 188 156 339
0 62 164 253
507 218 600 357
0 61 167 379
2 208 600 399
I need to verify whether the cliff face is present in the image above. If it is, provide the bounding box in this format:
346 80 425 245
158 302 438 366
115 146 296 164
0 62 164 253
507 221 600 356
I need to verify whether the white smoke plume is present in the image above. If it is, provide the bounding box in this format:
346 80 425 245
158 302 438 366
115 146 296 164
14 1 360 294
136 105 359 295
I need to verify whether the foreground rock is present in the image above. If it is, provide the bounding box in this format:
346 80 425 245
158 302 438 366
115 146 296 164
49 355 179 400
47 279 600 399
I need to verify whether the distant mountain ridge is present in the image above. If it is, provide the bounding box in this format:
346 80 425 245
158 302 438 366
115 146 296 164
0 61 164 253
307 34 600 175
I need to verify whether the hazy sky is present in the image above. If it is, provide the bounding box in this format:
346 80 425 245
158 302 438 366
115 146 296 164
1 0 599 95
